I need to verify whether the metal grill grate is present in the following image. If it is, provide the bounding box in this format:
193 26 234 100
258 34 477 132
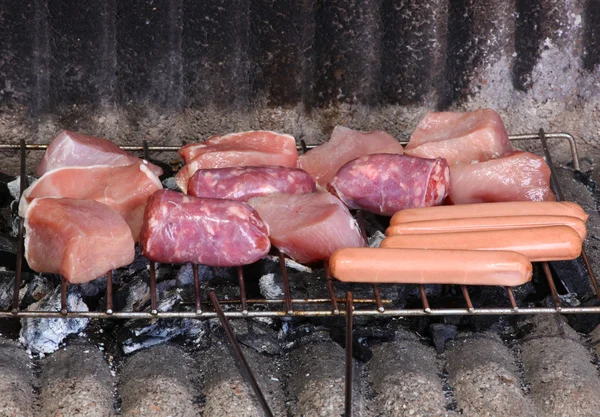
1 131 599 320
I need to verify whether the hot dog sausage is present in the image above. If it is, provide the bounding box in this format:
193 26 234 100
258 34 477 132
329 248 532 286
390 201 588 225
380 225 582 262
386 215 587 240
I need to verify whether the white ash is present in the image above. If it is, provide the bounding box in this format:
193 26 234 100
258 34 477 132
19 287 89 354
7 176 36 200
161 176 178 190
263 255 313 273
259 273 284 299
368 230 386 248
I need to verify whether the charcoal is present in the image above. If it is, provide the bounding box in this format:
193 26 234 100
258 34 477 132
175 263 237 287
19 286 89 354
0 233 18 270
1 270 40 311
229 318 282 355
20 275 55 307
429 323 457 354
161 176 178 190
368 230 385 248
118 288 206 354
550 257 594 298
329 327 372 362
564 298 600 333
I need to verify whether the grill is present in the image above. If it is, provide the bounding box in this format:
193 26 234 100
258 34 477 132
1 130 596 320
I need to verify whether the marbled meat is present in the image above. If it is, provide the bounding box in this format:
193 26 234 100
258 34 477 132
188 166 316 201
404 109 513 164
37 130 163 176
140 190 271 266
176 131 298 192
24 198 135 284
19 162 163 240
248 192 365 263
298 125 404 187
448 151 556 204
328 154 450 216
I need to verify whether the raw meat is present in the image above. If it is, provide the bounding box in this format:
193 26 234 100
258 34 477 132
24 198 135 284
404 109 513 165
328 154 450 216
188 166 316 201
19 162 163 240
140 190 270 266
248 192 365 263
176 131 298 192
297 126 404 187
448 151 555 204
37 130 163 176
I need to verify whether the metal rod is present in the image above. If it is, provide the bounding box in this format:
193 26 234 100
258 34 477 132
542 262 562 311
461 286 475 313
419 285 431 313
193 264 202 313
149 261 158 315
506 287 518 312
355 210 384 313
208 291 274 417
12 139 28 313
60 278 68 315
142 140 150 161
106 270 113 314
300 139 309 154
237 266 248 314
581 250 600 301
345 291 354 417
372 284 384 313
539 128 565 201
278 250 293 314
325 262 340 315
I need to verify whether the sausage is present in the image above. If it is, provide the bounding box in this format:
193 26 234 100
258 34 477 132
140 190 271 267
380 225 582 262
327 154 450 216
390 201 588 225
188 166 316 201
386 215 587 240
329 248 532 286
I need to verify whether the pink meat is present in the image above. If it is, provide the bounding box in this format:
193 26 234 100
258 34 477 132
140 190 270 266
448 151 556 204
19 162 163 241
404 109 513 165
176 131 298 192
24 198 135 284
188 166 316 201
328 154 450 216
37 130 163 177
248 192 365 263
298 126 404 187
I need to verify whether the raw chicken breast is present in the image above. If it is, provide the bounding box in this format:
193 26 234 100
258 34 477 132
188 166 316 201
449 151 556 204
19 162 163 240
140 190 270 266
24 198 135 284
298 126 404 187
248 192 365 263
176 131 298 192
328 154 450 216
37 130 163 176
405 109 513 165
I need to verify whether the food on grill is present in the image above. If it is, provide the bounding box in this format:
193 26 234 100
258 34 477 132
140 190 270 266
389 201 589 224
386 215 587 239
297 126 404 187
448 151 555 204
37 130 163 177
176 130 298 192
380 225 582 262
187 166 316 201
248 192 365 263
24 197 135 284
327 154 450 216
19 162 163 240
329 248 532 286
404 109 513 165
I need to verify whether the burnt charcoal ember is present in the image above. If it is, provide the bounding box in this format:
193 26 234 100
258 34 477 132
19 286 89 354
562 297 600 333
229 318 282 355
0 233 18 270
429 323 457 354
175 263 237 287
0 270 41 311
110 275 178 313
20 275 55 308
329 327 372 362
550 257 594 298
118 288 206 354
161 176 178 191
